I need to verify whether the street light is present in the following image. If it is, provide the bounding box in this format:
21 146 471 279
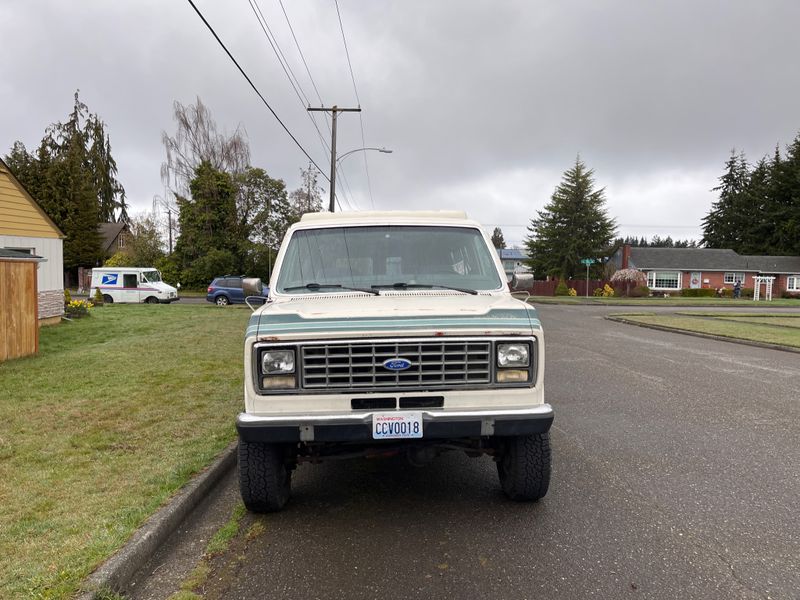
336 147 393 165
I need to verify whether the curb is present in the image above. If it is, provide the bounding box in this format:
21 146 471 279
606 315 800 355
77 441 238 599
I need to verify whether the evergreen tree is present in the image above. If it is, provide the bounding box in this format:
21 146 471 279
491 227 506 249
4 91 125 266
525 157 616 279
702 150 751 250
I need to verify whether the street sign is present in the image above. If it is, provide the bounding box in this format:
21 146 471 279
580 258 595 265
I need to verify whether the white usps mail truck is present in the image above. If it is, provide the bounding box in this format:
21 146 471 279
89 267 179 304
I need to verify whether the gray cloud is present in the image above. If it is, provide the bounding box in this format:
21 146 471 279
2 0 798 246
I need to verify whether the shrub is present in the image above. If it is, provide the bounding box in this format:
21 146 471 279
741 287 754 299
601 283 614 297
93 288 105 306
64 289 72 305
593 287 604 297
781 290 800 299
568 287 577 296
681 288 716 298
630 285 650 298
554 280 570 296
104 251 135 267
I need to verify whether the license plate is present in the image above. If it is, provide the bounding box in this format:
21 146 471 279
372 412 423 439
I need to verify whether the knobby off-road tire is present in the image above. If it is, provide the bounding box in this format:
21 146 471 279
238 440 291 512
497 432 551 502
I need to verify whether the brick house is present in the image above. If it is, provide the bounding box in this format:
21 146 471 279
612 245 800 295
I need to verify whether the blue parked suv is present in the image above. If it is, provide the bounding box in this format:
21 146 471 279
206 276 269 306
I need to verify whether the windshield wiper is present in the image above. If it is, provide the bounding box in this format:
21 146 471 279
371 282 478 295
284 283 380 296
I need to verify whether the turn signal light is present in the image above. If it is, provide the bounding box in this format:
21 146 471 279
496 369 529 383
262 375 296 389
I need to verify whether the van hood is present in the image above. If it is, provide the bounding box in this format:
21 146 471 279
247 293 540 341
151 281 177 293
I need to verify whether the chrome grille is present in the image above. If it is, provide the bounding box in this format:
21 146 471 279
301 340 492 390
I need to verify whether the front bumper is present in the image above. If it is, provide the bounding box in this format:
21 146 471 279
236 404 554 443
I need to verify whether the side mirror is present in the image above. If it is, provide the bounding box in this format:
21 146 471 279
242 278 262 296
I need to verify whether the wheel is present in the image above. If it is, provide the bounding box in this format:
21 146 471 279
102 294 113 304
238 440 292 512
497 433 551 502
146 296 159 304
215 295 230 306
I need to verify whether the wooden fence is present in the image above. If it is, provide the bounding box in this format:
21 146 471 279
0 259 39 362
526 279 611 297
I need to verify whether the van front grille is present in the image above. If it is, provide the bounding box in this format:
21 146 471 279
301 340 492 391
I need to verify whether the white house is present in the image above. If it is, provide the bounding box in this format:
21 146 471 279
0 158 65 323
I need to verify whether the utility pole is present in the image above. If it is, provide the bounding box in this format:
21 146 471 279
307 105 361 212
306 161 312 213
167 209 173 254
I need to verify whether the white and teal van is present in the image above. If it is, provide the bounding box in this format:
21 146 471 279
89 267 179 304
237 211 552 512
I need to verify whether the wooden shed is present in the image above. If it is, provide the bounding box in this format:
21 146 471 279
0 248 44 361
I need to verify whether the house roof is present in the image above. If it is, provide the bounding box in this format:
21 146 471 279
741 255 800 274
0 158 65 239
498 248 528 260
628 247 800 274
98 222 127 253
629 247 747 271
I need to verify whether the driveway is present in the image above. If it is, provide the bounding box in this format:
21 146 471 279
126 303 800 600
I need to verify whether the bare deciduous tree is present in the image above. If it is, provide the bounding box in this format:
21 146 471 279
161 97 250 197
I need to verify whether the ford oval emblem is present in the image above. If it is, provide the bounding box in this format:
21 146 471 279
382 358 412 371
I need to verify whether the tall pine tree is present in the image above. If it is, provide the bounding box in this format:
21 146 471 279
525 157 616 279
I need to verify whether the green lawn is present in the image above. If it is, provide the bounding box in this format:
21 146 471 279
610 312 800 349
529 295 800 307
0 304 251 599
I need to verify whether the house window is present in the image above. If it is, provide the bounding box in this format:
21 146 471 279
117 234 126 249
724 272 745 284
787 276 800 292
646 271 681 290
4 247 34 255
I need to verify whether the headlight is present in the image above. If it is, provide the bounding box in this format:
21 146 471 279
262 349 295 374
497 343 529 368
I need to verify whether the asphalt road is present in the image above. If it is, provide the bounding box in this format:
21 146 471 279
126 304 799 600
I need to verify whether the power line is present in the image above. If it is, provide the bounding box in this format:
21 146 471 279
184 0 329 181
333 0 375 209
247 0 359 209
278 0 325 106
248 0 311 107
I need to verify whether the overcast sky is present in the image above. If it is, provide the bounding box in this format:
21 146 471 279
2 1 799 246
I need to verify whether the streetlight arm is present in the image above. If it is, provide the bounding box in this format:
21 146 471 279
336 147 393 164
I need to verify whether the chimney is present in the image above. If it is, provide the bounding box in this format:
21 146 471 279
622 244 631 269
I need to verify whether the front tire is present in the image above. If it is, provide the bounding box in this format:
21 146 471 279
238 440 292 512
103 294 113 304
497 433 551 502
215 295 230 306
146 296 159 304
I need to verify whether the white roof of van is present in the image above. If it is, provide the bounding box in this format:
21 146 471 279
299 210 468 223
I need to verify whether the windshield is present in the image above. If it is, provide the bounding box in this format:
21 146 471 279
142 270 161 283
276 226 503 294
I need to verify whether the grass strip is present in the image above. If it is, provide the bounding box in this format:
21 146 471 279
0 304 251 599
530 296 800 307
168 502 247 599
612 313 800 349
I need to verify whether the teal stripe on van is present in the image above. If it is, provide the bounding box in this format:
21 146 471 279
246 308 540 338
